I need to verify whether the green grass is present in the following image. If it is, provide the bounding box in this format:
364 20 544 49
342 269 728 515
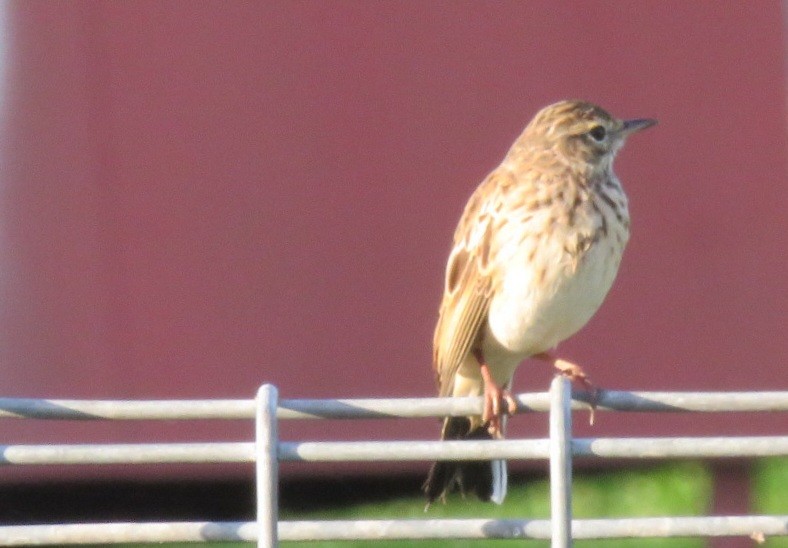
753 458 788 548
115 458 786 547
277 462 712 548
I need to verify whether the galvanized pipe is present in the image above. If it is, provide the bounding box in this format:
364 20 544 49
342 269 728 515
1 391 787 420
255 385 278 548
2 436 787 465
549 376 573 547
0 516 785 544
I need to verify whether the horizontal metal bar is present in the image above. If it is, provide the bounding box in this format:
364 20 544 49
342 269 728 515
0 516 785 544
282 436 788 461
282 515 788 540
0 440 547 465
280 439 550 462
2 436 786 465
0 398 255 420
1 391 787 420
0 522 256 545
0 443 254 465
587 390 788 413
574 436 788 459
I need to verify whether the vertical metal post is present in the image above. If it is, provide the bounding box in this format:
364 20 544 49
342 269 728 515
256 384 279 548
549 375 573 548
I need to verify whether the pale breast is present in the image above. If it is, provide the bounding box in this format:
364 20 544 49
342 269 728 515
485 185 630 358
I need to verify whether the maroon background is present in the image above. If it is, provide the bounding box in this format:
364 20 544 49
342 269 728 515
0 2 785 482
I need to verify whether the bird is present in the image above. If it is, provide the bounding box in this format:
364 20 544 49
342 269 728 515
422 100 656 505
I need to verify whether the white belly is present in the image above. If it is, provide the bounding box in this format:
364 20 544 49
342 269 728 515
486 231 625 358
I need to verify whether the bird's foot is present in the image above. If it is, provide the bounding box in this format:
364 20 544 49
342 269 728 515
534 352 599 425
479 363 517 437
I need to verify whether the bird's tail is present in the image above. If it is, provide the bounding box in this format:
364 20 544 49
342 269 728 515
422 416 507 505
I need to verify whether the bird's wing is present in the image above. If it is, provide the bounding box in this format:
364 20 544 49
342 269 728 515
432 170 511 397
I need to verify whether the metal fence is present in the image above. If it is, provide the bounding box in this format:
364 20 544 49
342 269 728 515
1 378 787 546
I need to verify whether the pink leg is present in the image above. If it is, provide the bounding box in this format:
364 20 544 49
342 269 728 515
474 350 517 437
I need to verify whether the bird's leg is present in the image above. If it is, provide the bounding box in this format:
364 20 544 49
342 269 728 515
534 352 599 425
474 349 517 437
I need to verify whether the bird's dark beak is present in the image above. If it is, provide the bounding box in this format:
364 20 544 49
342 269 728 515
621 118 657 135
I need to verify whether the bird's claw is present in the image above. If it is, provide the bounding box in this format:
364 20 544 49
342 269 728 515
549 356 599 425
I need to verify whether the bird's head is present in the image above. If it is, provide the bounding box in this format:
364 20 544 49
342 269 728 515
517 100 657 175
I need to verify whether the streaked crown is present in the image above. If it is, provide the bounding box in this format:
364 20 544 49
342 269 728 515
511 100 656 168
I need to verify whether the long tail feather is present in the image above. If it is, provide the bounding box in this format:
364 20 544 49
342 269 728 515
422 417 508 505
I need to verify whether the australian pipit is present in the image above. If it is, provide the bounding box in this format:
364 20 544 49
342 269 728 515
423 100 656 505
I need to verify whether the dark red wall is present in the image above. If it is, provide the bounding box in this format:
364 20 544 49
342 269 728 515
1 2 785 479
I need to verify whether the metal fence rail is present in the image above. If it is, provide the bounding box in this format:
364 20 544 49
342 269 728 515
1 516 787 545
1 380 787 547
3 390 788 419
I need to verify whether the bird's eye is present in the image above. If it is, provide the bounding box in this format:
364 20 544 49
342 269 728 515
588 126 606 141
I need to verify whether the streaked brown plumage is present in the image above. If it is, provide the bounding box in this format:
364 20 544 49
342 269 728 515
424 100 656 505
